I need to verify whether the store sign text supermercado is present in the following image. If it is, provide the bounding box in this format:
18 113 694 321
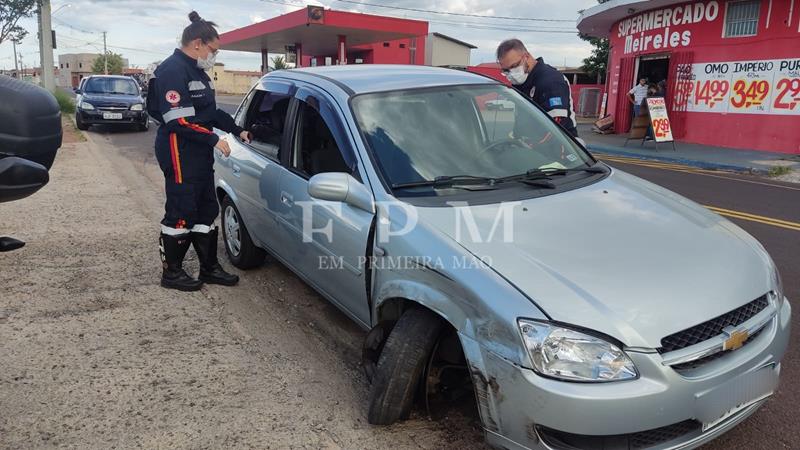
618 1 719 55
673 59 800 115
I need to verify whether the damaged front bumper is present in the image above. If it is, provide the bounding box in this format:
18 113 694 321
459 298 791 450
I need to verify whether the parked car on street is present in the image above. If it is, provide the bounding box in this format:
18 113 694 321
213 65 790 450
75 75 149 131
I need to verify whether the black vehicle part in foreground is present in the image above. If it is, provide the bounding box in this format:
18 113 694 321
0 74 62 252
0 75 62 169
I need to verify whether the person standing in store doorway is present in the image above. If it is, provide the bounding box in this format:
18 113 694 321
496 39 578 137
628 78 649 117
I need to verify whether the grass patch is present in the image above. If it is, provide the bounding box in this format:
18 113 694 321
53 89 75 114
767 166 792 177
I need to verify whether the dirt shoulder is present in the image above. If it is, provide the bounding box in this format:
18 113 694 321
0 130 484 448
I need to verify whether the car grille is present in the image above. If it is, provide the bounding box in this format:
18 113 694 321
670 326 767 372
629 420 700 449
657 294 769 354
535 420 701 449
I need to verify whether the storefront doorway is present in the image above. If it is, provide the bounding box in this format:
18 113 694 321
636 54 670 92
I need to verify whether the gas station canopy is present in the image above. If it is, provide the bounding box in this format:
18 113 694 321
220 6 428 56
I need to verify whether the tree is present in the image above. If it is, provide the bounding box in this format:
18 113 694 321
92 52 125 75
0 0 36 45
270 55 289 71
579 34 609 81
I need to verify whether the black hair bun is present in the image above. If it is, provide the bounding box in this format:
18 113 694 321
188 11 202 23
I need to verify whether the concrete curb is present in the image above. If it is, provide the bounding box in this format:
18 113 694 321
586 143 766 174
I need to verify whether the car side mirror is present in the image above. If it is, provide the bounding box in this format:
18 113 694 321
0 156 50 204
74 88 81 94
308 172 374 214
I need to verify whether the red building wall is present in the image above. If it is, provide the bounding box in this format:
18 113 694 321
304 36 426 66
605 0 800 154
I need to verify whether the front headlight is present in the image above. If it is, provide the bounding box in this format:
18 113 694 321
771 264 784 304
130 103 143 111
518 319 638 382
80 101 95 110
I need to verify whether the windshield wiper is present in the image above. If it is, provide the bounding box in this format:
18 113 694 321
525 164 607 177
391 175 498 190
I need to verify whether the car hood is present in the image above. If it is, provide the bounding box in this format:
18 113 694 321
415 169 773 348
82 93 141 105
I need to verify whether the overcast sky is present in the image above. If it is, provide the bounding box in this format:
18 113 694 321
1 0 598 72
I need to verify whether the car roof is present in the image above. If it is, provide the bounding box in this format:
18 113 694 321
85 75 135 80
268 64 499 95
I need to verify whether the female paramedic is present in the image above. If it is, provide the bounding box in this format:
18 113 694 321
150 11 251 291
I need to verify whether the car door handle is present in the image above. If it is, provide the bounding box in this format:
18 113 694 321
232 164 241 177
281 191 294 206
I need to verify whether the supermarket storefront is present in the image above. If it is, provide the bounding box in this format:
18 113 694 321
578 0 800 154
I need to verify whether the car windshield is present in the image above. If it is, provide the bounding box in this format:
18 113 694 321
351 85 595 195
84 78 139 95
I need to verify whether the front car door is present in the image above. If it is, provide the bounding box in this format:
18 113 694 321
276 86 374 327
218 80 295 255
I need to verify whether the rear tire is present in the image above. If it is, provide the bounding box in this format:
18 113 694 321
221 195 265 269
75 113 88 131
367 308 443 425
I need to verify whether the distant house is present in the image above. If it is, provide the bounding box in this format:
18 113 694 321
207 63 262 95
424 32 477 67
58 53 130 88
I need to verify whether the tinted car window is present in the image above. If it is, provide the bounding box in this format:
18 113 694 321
351 85 593 195
84 78 139 95
243 90 291 160
290 101 350 178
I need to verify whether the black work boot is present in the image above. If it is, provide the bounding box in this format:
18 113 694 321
160 233 204 291
192 227 239 286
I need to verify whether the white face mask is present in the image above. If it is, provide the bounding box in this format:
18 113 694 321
197 51 216 70
505 64 528 85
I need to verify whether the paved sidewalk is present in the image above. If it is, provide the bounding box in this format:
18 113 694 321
578 123 800 175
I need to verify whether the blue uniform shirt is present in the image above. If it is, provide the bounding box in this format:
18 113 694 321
512 57 578 137
151 49 242 149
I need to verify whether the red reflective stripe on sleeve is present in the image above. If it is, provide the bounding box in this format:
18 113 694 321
170 133 182 184
178 117 212 134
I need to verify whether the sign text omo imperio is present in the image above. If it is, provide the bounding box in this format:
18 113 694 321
673 58 800 115
618 1 720 55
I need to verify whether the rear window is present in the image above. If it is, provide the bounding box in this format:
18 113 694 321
84 78 139 95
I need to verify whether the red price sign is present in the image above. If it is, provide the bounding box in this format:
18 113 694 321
773 78 800 110
653 118 671 138
695 79 730 108
730 79 770 109
673 80 694 109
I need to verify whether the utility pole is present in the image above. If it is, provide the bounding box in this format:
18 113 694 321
37 0 56 91
103 31 108 75
12 40 19 73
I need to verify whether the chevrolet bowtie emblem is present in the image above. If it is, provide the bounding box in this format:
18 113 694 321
723 329 750 351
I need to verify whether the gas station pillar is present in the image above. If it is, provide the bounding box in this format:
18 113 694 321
295 42 303 68
338 35 347 65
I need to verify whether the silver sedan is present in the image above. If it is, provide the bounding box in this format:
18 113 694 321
213 65 790 450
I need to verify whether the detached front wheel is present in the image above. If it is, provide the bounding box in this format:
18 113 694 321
367 308 443 425
220 195 265 269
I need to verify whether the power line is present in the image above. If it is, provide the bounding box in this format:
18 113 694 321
260 0 577 32
331 0 574 22
52 17 100 35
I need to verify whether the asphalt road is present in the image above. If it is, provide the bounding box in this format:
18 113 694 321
80 105 798 449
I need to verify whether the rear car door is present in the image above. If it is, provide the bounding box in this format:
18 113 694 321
216 80 295 254
276 86 374 326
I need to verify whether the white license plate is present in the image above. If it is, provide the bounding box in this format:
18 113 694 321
102 112 123 120
696 364 778 432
